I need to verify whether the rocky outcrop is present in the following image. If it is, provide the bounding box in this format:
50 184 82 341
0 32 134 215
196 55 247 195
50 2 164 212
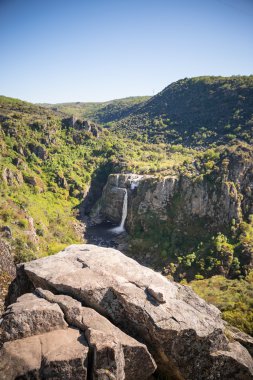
0 239 15 315
2 167 23 186
63 117 101 138
1 293 67 343
94 146 253 228
226 324 253 357
2 244 253 379
36 288 156 379
56 173 69 189
27 143 48 160
23 174 45 192
90 147 253 277
95 170 246 233
25 216 39 244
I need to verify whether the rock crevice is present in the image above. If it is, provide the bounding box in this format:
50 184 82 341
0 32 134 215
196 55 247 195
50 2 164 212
1 244 253 379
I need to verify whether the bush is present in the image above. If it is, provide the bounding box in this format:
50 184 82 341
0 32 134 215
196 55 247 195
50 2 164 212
194 274 204 280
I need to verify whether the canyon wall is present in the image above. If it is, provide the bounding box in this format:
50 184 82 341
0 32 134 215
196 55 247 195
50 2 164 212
91 147 253 278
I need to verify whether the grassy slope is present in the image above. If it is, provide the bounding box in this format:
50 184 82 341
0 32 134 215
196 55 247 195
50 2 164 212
39 96 151 121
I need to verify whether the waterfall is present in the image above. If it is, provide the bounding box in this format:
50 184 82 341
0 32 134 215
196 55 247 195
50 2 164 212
119 189 127 231
111 177 128 234
115 174 119 187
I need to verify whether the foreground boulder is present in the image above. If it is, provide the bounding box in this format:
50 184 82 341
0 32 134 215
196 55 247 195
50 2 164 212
2 244 253 379
0 328 88 379
0 256 156 379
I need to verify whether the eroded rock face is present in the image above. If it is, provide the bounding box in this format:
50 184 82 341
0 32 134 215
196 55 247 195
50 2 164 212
226 324 253 357
0 239 15 277
95 170 246 233
93 146 253 234
91 150 253 276
3 244 253 380
2 167 23 186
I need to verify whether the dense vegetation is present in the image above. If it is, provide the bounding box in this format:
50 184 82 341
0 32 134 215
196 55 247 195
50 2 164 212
0 95 179 263
42 76 253 147
189 273 253 336
126 142 253 286
41 96 150 123
109 76 253 146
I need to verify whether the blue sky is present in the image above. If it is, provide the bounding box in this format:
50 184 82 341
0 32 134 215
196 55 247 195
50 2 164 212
0 0 253 103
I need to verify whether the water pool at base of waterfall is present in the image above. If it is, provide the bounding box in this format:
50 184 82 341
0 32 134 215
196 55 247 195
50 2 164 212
85 221 127 248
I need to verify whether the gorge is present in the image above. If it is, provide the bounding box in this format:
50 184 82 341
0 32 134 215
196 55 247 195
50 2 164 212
88 142 253 281
1 76 253 378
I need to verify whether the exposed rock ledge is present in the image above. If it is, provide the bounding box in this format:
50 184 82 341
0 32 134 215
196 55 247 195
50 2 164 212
1 244 253 379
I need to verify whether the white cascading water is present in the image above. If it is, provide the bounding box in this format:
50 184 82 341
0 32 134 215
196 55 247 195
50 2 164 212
111 176 128 234
115 174 119 187
119 189 128 231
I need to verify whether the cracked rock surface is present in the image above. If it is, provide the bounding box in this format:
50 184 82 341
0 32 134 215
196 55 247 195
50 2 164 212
1 244 253 379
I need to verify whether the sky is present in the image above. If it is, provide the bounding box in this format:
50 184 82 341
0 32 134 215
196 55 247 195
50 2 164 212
0 0 253 103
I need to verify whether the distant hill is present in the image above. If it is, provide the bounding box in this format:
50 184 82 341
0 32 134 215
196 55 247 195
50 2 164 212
39 96 151 122
41 76 253 147
110 76 253 147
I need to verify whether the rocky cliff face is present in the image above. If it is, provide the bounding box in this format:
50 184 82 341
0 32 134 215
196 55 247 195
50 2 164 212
1 244 253 379
91 147 253 278
96 170 244 233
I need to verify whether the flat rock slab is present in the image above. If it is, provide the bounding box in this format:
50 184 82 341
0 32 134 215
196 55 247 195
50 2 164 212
5 244 253 379
0 328 88 380
0 292 67 343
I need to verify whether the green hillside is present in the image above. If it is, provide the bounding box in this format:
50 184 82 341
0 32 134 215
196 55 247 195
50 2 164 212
110 76 253 146
0 95 183 263
40 96 150 122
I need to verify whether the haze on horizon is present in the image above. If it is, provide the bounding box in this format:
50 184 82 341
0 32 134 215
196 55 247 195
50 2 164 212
1 0 253 103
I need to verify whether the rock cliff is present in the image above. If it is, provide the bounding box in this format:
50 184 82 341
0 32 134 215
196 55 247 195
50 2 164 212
91 146 253 278
1 244 253 379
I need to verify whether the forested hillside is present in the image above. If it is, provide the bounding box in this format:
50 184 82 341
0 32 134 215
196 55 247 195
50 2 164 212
43 76 253 147
110 76 253 146
0 95 183 263
40 96 150 123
